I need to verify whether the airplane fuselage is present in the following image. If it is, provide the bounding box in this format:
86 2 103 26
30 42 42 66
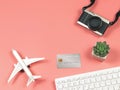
12 50 33 78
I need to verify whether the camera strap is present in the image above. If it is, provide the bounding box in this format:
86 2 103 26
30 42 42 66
82 0 120 25
82 0 95 11
109 10 120 25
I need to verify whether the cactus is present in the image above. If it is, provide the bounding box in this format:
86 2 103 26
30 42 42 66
93 41 110 57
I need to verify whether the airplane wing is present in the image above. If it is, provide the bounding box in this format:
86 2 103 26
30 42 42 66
8 63 23 83
23 57 45 66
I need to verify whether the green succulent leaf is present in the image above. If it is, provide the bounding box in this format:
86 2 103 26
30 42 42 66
93 41 110 57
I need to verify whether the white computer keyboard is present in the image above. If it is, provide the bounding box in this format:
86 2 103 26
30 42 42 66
55 67 120 90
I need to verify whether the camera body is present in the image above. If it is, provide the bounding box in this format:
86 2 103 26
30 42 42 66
77 10 110 35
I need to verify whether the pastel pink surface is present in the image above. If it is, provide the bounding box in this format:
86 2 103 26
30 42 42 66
0 0 120 90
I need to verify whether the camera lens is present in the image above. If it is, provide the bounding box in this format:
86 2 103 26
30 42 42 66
88 16 102 31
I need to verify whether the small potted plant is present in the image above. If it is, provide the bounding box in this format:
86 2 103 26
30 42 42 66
92 41 110 60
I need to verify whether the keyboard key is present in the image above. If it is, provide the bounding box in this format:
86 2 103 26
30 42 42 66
95 83 100 88
108 86 114 90
117 78 120 83
84 78 90 83
89 83 94 89
90 78 96 82
114 84 120 90
107 74 112 79
96 76 101 81
100 81 105 86
84 85 89 90
79 80 84 84
73 81 79 86
111 80 117 85
101 75 107 80
103 86 108 90
112 73 118 78
106 80 111 85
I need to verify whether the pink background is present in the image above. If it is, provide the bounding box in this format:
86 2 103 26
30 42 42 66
0 0 120 90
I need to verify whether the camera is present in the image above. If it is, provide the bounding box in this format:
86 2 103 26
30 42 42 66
77 0 120 36
77 10 110 35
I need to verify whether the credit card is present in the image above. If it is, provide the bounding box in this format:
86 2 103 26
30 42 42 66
57 54 81 68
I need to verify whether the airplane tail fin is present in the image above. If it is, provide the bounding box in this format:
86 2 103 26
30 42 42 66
27 75 42 86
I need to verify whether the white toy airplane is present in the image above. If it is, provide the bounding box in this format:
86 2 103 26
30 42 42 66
8 49 45 86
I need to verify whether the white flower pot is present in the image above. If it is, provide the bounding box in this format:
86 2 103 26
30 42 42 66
92 49 108 61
